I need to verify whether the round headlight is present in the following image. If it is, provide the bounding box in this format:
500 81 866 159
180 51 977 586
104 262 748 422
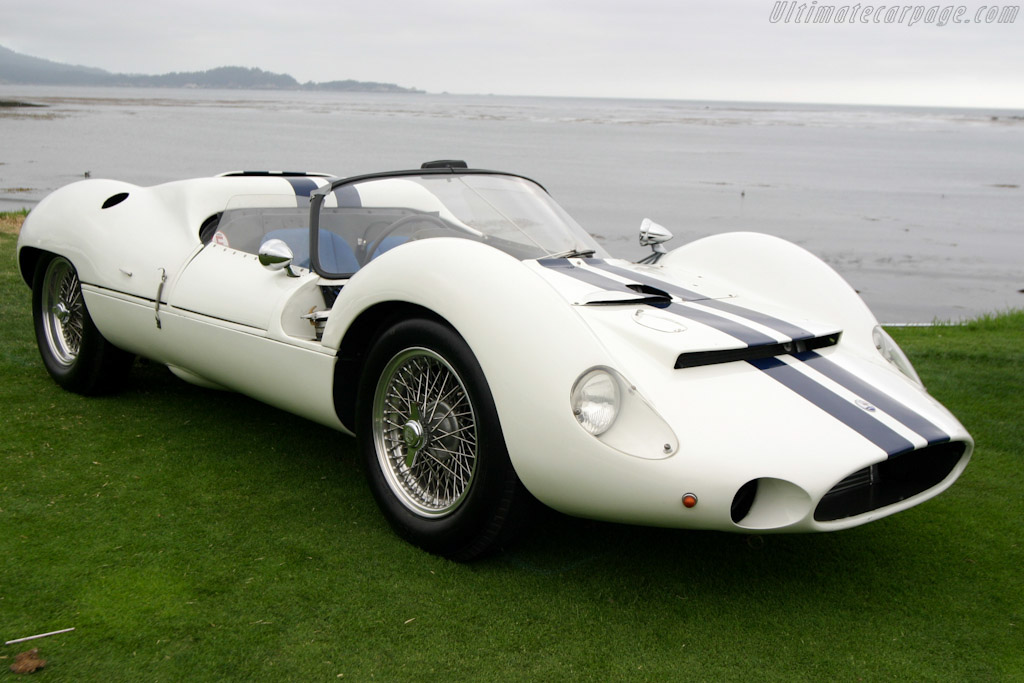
873 325 922 385
571 369 620 435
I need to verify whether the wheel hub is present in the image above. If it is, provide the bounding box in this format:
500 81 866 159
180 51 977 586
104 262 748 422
53 301 71 325
403 420 425 449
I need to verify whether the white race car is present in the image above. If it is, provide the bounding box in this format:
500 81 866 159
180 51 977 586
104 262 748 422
17 161 973 559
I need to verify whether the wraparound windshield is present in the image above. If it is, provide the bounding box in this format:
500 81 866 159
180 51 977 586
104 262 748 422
311 173 606 278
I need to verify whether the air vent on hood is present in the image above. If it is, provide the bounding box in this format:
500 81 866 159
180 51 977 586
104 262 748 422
101 192 129 209
675 333 840 369
583 283 672 306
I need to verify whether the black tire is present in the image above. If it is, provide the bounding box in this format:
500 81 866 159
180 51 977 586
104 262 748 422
32 255 133 395
357 317 532 560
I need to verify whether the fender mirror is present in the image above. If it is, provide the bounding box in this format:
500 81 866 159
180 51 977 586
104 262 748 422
638 218 673 264
258 239 299 277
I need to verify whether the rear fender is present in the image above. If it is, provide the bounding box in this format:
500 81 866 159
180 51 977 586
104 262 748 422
16 175 321 298
16 179 195 300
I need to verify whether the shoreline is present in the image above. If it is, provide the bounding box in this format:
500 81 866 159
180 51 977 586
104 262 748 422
3 211 1018 326
2 86 1019 324
5 81 1024 114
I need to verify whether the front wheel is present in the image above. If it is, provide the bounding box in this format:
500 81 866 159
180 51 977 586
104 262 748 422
357 317 532 560
32 255 133 394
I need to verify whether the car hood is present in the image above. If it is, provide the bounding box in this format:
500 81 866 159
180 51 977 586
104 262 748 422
527 256 843 372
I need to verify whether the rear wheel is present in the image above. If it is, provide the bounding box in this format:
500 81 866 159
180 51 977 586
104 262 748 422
357 317 531 560
32 255 133 394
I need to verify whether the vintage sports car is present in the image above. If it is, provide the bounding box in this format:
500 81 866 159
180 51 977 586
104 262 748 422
17 161 973 559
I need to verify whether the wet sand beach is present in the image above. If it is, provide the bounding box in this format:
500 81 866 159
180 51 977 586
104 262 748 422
2 86 1021 322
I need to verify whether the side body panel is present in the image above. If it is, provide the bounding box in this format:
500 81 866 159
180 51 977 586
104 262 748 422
19 175 345 431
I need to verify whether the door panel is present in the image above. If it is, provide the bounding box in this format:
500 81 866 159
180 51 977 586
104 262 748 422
170 244 313 330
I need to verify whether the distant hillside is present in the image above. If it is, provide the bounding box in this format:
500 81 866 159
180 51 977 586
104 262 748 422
0 44 423 93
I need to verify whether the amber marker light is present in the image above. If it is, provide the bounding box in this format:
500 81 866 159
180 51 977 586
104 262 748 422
682 493 698 508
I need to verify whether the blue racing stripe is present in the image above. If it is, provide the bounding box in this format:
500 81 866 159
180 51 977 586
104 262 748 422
334 184 362 208
793 351 950 446
538 259 776 346
749 357 915 456
589 260 815 340
287 177 318 199
699 299 814 341
666 303 778 346
537 258 637 293
588 259 706 301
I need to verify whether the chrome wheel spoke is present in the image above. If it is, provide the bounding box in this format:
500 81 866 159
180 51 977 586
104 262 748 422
373 347 478 517
41 259 85 366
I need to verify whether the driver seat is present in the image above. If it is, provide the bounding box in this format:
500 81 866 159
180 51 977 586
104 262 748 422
261 228 359 274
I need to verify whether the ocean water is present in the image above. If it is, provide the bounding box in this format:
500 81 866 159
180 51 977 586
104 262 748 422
2 85 1022 322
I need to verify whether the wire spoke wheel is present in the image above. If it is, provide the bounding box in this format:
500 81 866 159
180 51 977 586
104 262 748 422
40 258 85 366
358 317 531 559
372 347 478 517
31 255 134 395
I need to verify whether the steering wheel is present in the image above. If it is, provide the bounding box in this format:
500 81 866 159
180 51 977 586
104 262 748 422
361 214 450 265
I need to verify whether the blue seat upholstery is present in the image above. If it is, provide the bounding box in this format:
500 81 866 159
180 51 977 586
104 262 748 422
370 235 409 261
262 228 359 274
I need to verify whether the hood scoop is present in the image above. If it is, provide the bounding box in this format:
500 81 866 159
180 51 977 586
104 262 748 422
582 283 672 307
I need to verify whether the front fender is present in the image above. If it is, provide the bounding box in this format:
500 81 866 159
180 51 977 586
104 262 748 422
660 232 879 354
322 238 621 502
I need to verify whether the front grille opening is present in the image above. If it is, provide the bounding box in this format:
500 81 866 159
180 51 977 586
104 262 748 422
814 441 967 522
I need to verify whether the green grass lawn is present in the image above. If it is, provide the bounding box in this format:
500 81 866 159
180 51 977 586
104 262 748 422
2 216 1022 680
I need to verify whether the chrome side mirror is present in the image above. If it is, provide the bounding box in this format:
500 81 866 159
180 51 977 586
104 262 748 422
638 218 673 264
258 239 299 277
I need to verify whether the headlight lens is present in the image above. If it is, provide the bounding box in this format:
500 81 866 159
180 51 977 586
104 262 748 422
872 325 922 385
571 369 620 435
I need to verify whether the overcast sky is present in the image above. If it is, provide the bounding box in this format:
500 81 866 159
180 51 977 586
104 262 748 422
3 0 1022 108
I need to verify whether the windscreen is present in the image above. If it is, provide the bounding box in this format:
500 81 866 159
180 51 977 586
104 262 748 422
313 173 606 278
